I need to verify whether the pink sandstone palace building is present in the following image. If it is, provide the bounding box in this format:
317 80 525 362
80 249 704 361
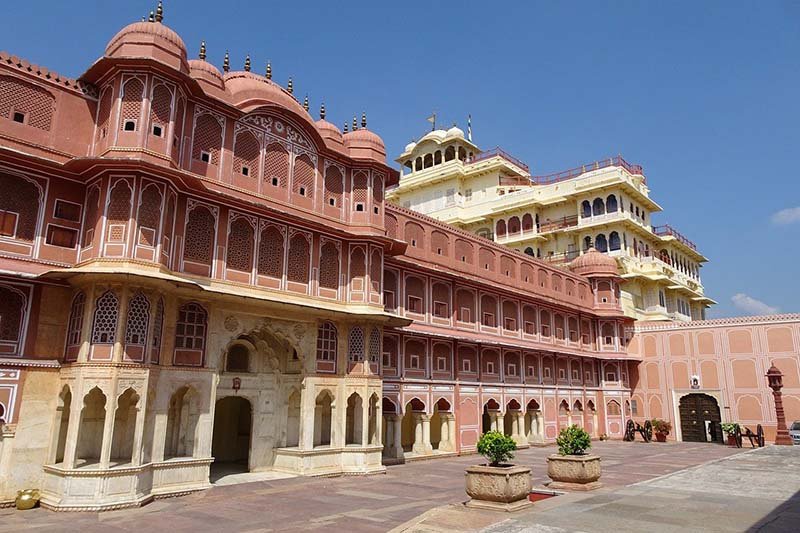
0 8 797 511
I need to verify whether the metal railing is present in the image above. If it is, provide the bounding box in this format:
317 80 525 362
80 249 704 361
653 224 697 251
539 215 579 233
530 155 644 185
470 147 530 172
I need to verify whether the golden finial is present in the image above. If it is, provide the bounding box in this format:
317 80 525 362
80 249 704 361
155 1 163 22
199 41 206 60
148 11 155 22
287 77 294 94
352 115 358 131
343 122 349 133
303 95 309 111
244 55 251 72
266 60 272 79
320 103 326 120
223 51 230 73
361 112 367 129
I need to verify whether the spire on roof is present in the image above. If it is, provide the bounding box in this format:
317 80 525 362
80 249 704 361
155 1 163 22
223 51 230 73
244 55 251 72
344 121 349 133
303 95 309 111
266 60 272 79
199 41 206 60
361 112 367 129
287 77 293 94
148 11 155 22
320 103 326 120
352 115 358 131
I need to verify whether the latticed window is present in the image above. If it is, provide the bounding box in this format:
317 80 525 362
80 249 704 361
348 326 365 362
137 184 162 246
91 290 119 344
172 97 185 164
257 225 284 278
370 249 382 292
369 328 381 364
318 241 340 290
385 214 397 239
293 154 315 198
162 193 176 254
66 292 85 347
233 130 260 177
95 87 113 140
149 83 172 136
120 77 144 130
372 175 383 214
83 186 100 245
0 173 40 242
316 321 337 361
352 171 368 211
106 180 131 242
151 297 164 363
227 217 255 272
0 285 25 342
183 205 215 264
175 303 207 350
324 166 343 207
192 113 222 164
287 233 310 283
125 292 150 345
350 247 366 278
264 143 289 188
0 75 55 130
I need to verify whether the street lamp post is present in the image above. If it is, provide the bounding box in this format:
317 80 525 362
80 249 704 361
766 363 793 445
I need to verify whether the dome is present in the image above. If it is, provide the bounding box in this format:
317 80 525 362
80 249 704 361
446 126 464 139
105 21 188 69
224 71 312 123
316 119 344 149
420 129 447 142
343 128 386 163
404 141 417 153
568 248 619 277
188 59 224 90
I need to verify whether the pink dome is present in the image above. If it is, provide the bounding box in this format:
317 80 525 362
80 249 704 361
105 22 187 68
316 119 344 148
343 128 386 163
569 248 619 277
188 59 224 90
224 72 312 123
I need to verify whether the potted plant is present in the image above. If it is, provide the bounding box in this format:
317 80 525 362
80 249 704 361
465 431 532 511
721 422 740 446
546 425 602 491
651 419 672 442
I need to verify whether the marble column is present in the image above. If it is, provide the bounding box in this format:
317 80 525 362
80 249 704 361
514 411 528 446
438 413 456 452
412 413 433 454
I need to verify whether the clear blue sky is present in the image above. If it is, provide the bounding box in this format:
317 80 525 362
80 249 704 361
5 1 799 318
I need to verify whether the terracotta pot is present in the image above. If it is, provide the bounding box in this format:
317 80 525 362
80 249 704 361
727 435 737 446
655 432 668 443
465 464 532 511
15 489 40 510
546 454 602 491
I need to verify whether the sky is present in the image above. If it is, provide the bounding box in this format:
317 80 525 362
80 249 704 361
4 1 799 318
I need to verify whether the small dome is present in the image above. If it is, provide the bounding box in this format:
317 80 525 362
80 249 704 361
316 119 344 149
224 71 311 121
188 59 224 90
404 141 417 153
446 125 464 139
105 21 187 67
420 129 447 142
569 248 619 277
344 128 386 163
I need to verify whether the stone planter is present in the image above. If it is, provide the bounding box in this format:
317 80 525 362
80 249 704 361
655 432 668 443
465 464 532 511
546 454 602 491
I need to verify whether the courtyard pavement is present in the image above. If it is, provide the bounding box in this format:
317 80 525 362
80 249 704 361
0 441 748 532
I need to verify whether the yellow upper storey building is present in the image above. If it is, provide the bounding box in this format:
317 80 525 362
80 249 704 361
386 127 714 322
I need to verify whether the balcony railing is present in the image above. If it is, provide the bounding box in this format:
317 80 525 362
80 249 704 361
470 147 530 172
653 224 697 251
539 215 579 233
541 250 581 264
530 155 644 186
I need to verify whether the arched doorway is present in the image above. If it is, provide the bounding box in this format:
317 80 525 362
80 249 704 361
679 393 723 443
212 396 252 477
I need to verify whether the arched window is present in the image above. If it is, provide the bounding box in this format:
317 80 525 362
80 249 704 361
287 233 310 283
522 213 533 232
606 194 618 213
581 200 591 218
119 77 144 131
316 321 338 361
151 297 164 364
369 328 381 364
524 247 535 257
83 186 100 245
348 326 365 362
352 171 368 212
595 233 608 252
508 216 520 235
592 198 605 216
257 225 284 278
65 292 85 354
583 236 593 251
319 241 340 290
174 303 207 355
292 154 315 198
192 113 223 165
324 166 343 208
124 292 150 346
431 231 449 256
227 216 255 272
0 173 41 242
423 153 433 168
149 82 172 138
0 75 55 131
609 231 621 251
233 130 260 178
136 184 162 247
226 343 250 372
495 219 506 237
165 386 199 458
91 290 119 344
370 249 382 293
404 222 424 248
106 180 132 243
434 151 442 165
444 146 455 161
0 285 26 348
415 157 423 171
264 142 289 188
183 205 215 265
